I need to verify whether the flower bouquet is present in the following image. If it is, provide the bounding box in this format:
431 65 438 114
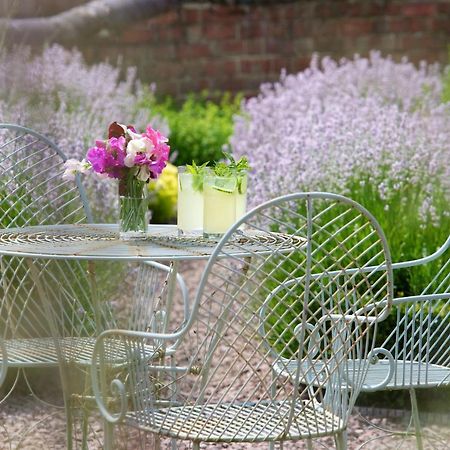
64 122 170 239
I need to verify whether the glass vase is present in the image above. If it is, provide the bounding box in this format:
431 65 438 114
119 178 149 240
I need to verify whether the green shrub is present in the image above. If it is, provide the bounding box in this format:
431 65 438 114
141 91 242 165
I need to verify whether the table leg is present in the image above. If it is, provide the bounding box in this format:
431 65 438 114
26 258 74 450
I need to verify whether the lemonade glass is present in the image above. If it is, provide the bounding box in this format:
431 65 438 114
177 166 204 234
235 171 248 220
203 173 237 238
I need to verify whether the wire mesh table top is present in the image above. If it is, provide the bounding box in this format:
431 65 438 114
0 224 306 261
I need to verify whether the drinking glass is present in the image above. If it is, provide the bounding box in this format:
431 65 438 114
235 171 248 220
177 166 204 234
203 173 237 238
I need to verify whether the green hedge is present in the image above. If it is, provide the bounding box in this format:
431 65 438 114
141 91 242 166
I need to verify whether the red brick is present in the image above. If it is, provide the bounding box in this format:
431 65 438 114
269 58 288 74
199 4 246 23
430 17 450 32
438 3 450 14
204 23 237 40
317 19 340 36
181 7 201 23
153 61 183 78
219 78 247 92
244 39 264 55
239 21 267 39
205 60 237 78
354 3 387 16
121 29 155 45
315 2 347 18
402 3 438 16
219 40 245 54
341 18 374 36
149 10 179 26
292 21 313 39
266 38 294 55
240 58 272 74
384 17 409 33
282 3 299 19
401 34 441 50
385 3 403 15
266 21 291 39
186 25 202 43
178 43 212 59
289 57 313 73
158 27 183 41
154 80 179 96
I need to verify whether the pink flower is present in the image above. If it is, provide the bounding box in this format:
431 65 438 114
66 122 170 184
86 145 108 173
108 136 126 167
144 126 169 147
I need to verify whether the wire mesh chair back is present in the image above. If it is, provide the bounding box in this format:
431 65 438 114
381 235 450 386
105 192 393 444
0 124 114 349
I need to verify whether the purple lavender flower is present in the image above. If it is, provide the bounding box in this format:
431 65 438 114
0 44 169 221
231 52 450 228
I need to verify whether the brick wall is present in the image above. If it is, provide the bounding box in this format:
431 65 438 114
3 0 449 96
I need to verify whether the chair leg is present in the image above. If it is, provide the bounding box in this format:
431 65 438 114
334 430 347 450
103 421 114 450
65 397 74 450
409 388 424 450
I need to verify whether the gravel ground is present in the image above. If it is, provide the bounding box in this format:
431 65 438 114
1 261 450 449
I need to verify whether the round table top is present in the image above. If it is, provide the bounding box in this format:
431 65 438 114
0 224 305 261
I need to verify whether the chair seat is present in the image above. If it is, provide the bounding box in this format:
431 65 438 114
4 337 160 368
274 359 450 390
126 401 344 443
365 359 450 389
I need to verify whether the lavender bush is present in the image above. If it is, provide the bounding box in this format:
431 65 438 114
0 45 167 219
231 52 450 293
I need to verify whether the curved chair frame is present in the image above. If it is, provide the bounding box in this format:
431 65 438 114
91 192 393 449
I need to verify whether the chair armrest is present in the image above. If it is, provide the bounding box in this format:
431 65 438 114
392 293 450 305
90 328 189 424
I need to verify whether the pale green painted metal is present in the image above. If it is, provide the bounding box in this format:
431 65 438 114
90 192 393 449
254 195 449 448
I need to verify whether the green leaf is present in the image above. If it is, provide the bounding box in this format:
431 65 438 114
186 160 209 192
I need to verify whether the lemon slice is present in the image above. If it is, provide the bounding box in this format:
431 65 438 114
212 186 234 194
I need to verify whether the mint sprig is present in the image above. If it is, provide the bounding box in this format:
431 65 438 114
214 152 250 194
186 161 209 192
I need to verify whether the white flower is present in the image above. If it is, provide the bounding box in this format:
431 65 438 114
62 158 89 180
126 128 142 140
136 165 150 182
125 137 154 167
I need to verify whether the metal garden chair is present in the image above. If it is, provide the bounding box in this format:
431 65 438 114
262 215 450 448
91 192 393 449
361 236 450 449
0 123 188 448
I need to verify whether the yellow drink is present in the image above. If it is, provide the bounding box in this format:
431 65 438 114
235 172 248 220
203 175 237 237
177 168 203 233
